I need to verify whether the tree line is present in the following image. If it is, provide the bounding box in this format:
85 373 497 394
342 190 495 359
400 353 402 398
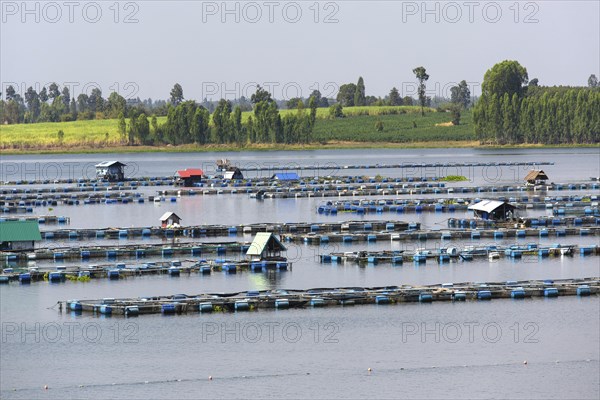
474 61 599 144
122 85 318 146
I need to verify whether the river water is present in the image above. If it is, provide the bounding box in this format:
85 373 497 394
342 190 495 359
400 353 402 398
1 147 599 399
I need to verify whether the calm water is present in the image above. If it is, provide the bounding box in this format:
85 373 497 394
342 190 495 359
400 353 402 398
1 148 599 399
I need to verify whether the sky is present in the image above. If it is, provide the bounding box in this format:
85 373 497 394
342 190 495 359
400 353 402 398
1 0 599 102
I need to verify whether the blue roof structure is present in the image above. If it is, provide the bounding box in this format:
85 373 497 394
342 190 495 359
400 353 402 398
272 173 300 181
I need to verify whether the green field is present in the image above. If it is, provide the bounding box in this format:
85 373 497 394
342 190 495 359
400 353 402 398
0 106 475 151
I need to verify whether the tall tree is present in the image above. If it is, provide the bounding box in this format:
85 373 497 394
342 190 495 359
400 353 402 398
169 83 184 105
450 80 470 109
336 83 356 106
48 83 60 99
388 87 402 106
412 66 429 116
354 77 366 106
481 60 528 98
588 74 598 88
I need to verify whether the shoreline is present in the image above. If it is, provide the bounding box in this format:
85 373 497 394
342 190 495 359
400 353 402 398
1 141 598 155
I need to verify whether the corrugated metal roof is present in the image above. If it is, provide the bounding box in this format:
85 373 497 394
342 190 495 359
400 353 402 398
0 220 42 242
160 212 181 222
246 232 286 256
95 161 126 168
468 200 514 213
177 169 204 178
272 173 299 180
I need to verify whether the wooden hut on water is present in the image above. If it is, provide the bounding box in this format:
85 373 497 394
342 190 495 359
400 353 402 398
468 200 517 221
0 220 41 251
246 232 286 260
524 170 549 185
176 169 204 187
160 212 182 228
95 161 126 181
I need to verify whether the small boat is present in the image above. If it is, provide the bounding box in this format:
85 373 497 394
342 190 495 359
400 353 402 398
488 251 500 260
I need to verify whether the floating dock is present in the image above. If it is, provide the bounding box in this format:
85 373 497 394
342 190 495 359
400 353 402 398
58 277 598 316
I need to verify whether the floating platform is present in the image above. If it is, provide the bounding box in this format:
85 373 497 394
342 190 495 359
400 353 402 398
285 226 600 244
58 277 598 316
321 244 599 264
0 215 70 225
39 220 418 241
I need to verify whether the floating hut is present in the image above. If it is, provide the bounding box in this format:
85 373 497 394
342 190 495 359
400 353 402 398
468 200 517 221
246 232 286 261
95 161 126 182
525 170 549 186
216 159 231 172
176 169 204 187
224 168 244 180
272 173 300 181
160 212 182 228
0 220 42 251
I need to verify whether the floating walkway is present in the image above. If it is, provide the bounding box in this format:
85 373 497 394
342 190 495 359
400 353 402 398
286 226 600 244
0 258 290 283
58 277 597 316
448 216 600 229
321 243 599 264
38 220 417 241
0 215 70 224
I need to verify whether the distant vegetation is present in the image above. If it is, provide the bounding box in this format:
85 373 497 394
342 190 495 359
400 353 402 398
1 63 598 151
474 61 599 145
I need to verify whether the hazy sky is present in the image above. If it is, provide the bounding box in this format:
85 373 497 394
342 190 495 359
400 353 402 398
1 1 598 101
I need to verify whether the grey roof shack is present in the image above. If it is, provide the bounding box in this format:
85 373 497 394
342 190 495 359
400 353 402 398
468 200 517 221
95 161 126 182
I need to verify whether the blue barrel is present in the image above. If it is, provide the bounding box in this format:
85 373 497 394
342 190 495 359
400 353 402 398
471 231 481 240
539 229 549 237
125 306 139 316
142 229 151 237
343 236 353 243
161 303 177 314
556 229 566 237
364 223 372 230
375 295 390 304
477 290 492 300
580 229 590 236
162 248 173 256
199 302 213 313
0 276 9 284
392 256 404 264
69 301 82 311
516 230 526 238
216 247 226 255
510 250 522 258
367 256 378 264
573 218 583 226
200 265 211 275
386 223 395 231
538 249 549 257
223 264 236 274
494 231 504 239
251 262 264 272
320 236 329 243
107 250 117 259
168 267 180 276
275 299 289 309
276 262 288 270
53 252 64 261
165 229 174 237
58 217 67 224
228 227 238 234
580 246 594 255
118 230 128 238
453 291 466 301
310 298 325 307
320 255 331 263
419 293 432 303
311 225 320 232
234 300 249 311
44 232 55 239
577 285 591 296
413 254 426 263
48 272 64 283
439 254 450 262
544 287 559 297
19 273 31 284
511 288 526 299
100 305 112 315
107 269 120 280
96 230 105 238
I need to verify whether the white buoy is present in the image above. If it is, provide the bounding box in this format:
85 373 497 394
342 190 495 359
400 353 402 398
367 368 372 372
523 360 528 365
43 385 48 390
208 376 213 381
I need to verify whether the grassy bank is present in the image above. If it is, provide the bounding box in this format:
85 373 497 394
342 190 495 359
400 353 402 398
0 106 471 152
